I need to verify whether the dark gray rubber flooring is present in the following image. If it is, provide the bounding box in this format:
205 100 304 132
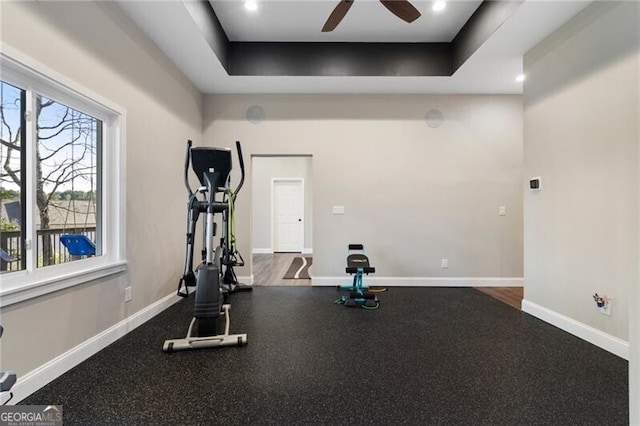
23 287 628 425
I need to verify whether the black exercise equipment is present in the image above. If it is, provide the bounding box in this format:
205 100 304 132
176 142 250 298
336 244 380 309
163 140 247 352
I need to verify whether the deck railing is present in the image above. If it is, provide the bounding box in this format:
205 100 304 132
0 227 96 271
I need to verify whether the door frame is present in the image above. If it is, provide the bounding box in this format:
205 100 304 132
271 178 304 253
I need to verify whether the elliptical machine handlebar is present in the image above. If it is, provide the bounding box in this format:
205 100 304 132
233 141 245 202
184 140 194 197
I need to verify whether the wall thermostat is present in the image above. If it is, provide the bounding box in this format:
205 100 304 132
529 177 541 191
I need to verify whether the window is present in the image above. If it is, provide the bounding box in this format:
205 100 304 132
0 81 25 272
35 95 102 268
0 51 126 307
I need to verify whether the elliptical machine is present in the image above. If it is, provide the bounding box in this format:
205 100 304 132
163 140 247 352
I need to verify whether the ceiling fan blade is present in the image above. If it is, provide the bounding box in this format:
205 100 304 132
322 0 355 32
379 0 421 23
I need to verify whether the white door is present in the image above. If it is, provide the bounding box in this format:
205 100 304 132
273 179 304 252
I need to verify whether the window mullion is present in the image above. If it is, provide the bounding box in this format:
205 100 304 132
96 120 104 256
24 86 37 272
18 87 27 271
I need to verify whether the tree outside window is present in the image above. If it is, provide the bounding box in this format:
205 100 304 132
1 80 101 271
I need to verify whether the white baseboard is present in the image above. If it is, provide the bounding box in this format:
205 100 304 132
8 292 183 404
311 276 523 287
302 248 313 254
522 299 629 360
237 275 254 285
252 248 273 254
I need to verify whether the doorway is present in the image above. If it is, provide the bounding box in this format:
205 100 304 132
251 156 313 285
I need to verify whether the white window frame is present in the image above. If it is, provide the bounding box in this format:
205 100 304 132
0 47 127 308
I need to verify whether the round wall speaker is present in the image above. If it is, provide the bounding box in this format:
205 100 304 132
424 109 444 128
246 105 265 124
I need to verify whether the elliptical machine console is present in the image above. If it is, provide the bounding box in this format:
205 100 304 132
163 140 247 352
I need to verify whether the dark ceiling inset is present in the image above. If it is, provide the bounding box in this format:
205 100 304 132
229 42 451 77
185 0 524 78
451 0 524 71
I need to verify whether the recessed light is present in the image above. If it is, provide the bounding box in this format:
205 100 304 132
516 74 526 82
433 1 446 12
245 0 258 12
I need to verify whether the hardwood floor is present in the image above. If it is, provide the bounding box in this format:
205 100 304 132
252 255 523 310
253 253 312 286
474 287 524 310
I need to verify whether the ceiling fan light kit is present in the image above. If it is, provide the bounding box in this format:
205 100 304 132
322 0 422 32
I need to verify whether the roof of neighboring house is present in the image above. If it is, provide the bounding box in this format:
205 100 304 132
1 199 96 228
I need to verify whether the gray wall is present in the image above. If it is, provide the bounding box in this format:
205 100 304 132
0 2 202 377
252 156 313 252
204 94 524 282
523 1 638 343
523 2 639 421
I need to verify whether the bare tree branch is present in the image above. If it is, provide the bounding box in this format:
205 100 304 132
38 115 93 134
37 99 54 113
2 131 22 186
44 168 93 196
43 166 95 186
37 122 77 141
42 160 74 184
1 109 14 143
40 142 90 183
36 108 70 131
1 95 20 138
0 135 20 150
39 134 84 161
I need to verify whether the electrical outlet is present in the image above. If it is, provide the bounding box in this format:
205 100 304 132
593 293 612 316
125 286 132 302
599 300 612 316
499 206 506 216
441 259 448 269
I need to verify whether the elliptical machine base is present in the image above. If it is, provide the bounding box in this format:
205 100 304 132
163 304 247 352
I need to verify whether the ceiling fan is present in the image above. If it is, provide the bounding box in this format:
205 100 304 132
322 0 422 32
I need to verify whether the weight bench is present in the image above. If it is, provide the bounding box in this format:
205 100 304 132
337 244 379 309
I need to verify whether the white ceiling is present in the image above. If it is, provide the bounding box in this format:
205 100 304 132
209 0 483 42
116 0 592 95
